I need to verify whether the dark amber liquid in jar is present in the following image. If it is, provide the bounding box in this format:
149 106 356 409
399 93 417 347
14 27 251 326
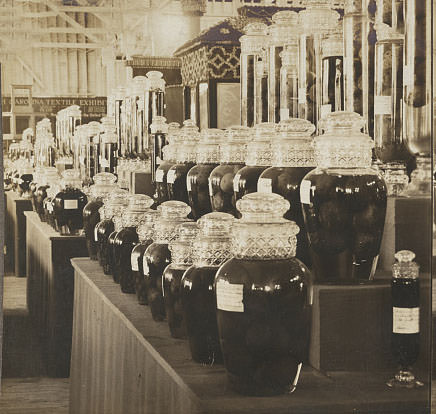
187 164 218 220
83 199 103 260
132 241 153 305
34 185 49 221
181 266 223 365
53 188 87 234
162 265 189 339
114 227 139 294
234 166 268 215
154 161 175 205
167 163 194 205
96 219 114 271
107 230 119 279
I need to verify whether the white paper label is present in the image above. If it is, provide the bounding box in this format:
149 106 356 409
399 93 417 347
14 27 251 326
298 87 306 104
321 104 332 119
186 177 192 192
233 174 241 192
300 180 312 204
100 156 110 168
131 254 139 272
208 178 213 196
156 169 164 183
216 280 244 313
64 199 78 210
47 202 53 212
257 178 272 193
94 226 99 242
374 96 392 115
142 256 149 276
393 307 419 334
167 169 176 184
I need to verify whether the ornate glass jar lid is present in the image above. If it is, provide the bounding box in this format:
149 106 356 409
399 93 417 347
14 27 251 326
321 22 344 58
315 111 373 168
375 22 404 42
192 212 234 267
154 201 192 244
299 0 340 35
169 222 200 266
232 192 299 260
392 250 419 279
245 123 275 167
269 11 300 45
137 209 160 242
146 71 165 92
114 86 126 101
162 143 178 162
175 120 199 163
151 116 169 134
61 169 82 189
272 118 316 167
177 119 200 142
100 117 118 144
240 22 268 55
280 44 299 66
220 125 251 164
345 0 372 15
127 194 154 212
46 183 61 199
89 172 117 199
130 76 148 96
167 122 181 145
196 128 224 164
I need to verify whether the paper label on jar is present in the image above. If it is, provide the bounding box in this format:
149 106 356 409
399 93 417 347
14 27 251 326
300 180 312 204
186 177 192 192
208 178 214 196
321 104 332 119
156 169 164 183
167 169 176 184
142 256 149 276
233 174 241 192
94 226 99 242
257 178 272 193
46 202 53 212
216 280 244 313
100 156 110 168
298 88 306 104
374 96 392 115
393 307 419 334
64 199 78 210
131 254 139 272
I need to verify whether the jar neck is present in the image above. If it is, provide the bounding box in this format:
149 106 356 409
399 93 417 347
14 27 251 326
192 237 232 267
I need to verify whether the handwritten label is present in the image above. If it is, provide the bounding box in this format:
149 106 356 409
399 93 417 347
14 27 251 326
374 96 392 115
156 169 164 183
131 253 139 272
64 199 78 210
167 169 176 184
216 280 244 313
393 307 419 334
257 177 272 193
300 180 312 204
233 174 241 192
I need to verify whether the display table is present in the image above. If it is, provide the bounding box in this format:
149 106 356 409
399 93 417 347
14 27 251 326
5 191 33 276
25 212 88 377
69 258 430 414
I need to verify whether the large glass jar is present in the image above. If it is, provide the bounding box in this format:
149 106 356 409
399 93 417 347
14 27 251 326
258 118 316 267
53 169 88 235
163 222 199 339
30 166 44 210
187 128 224 220
301 112 387 283
95 189 129 274
279 43 299 121
154 122 180 205
215 192 311 396
83 172 117 260
167 120 199 205
143 201 191 321
132 210 160 305
233 123 274 211
113 195 155 294
17 165 34 199
181 212 234 364
209 126 251 216
150 116 168 183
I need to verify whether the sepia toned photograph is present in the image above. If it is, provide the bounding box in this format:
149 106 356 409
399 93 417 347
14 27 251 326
0 0 433 413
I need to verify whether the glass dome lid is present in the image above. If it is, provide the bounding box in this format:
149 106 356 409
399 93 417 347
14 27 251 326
154 200 192 243
151 116 169 134
299 0 340 35
392 250 419 279
146 71 165 91
220 125 251 164
137 209 160 242
314 111 373 169
89 172 117 199
245 123 275 167
169 222 200 266
269 10 300 45
61 169 82 189
127 194 154 212
196 128 224 164
232 192 299 260
240 22 268 55
167 122 181 144
321 21 344 58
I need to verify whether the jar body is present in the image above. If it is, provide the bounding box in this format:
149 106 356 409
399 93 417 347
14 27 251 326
234 166 268 213
96 219 115 272
107 230 119 278
187 163 218 220
83 199 103 260
114 227 139 294
19 174 33 198
258 166 314 266
167 163 194 205
132 240 153 305
34 185 49 220
53 188 87 235
154 161 175 205
215 257 310 396
162 264 189 339
301 167 387 283
143 242 171 321
181 266 222 364
209 164 244 216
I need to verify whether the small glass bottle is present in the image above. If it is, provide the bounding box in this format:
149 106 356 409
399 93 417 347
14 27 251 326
215 192 311 396
83 172 117 260
387 250 423 388
53 169 88 235
154 122 180 205
301 111 387 283
258 118 316 266
233 123 275 211
181 212 234 364
187 128 224 220
167 120 200 205
132 210 160 305
114 195 155 294
163 222 199 339
143 201 191 321
209 126 251 216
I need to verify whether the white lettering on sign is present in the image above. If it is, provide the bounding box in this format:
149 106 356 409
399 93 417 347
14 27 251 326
216 280 244 313
393 307 419 334
257 177 272 193
167 169 176 184
64 199 78 210
300 180 312 205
